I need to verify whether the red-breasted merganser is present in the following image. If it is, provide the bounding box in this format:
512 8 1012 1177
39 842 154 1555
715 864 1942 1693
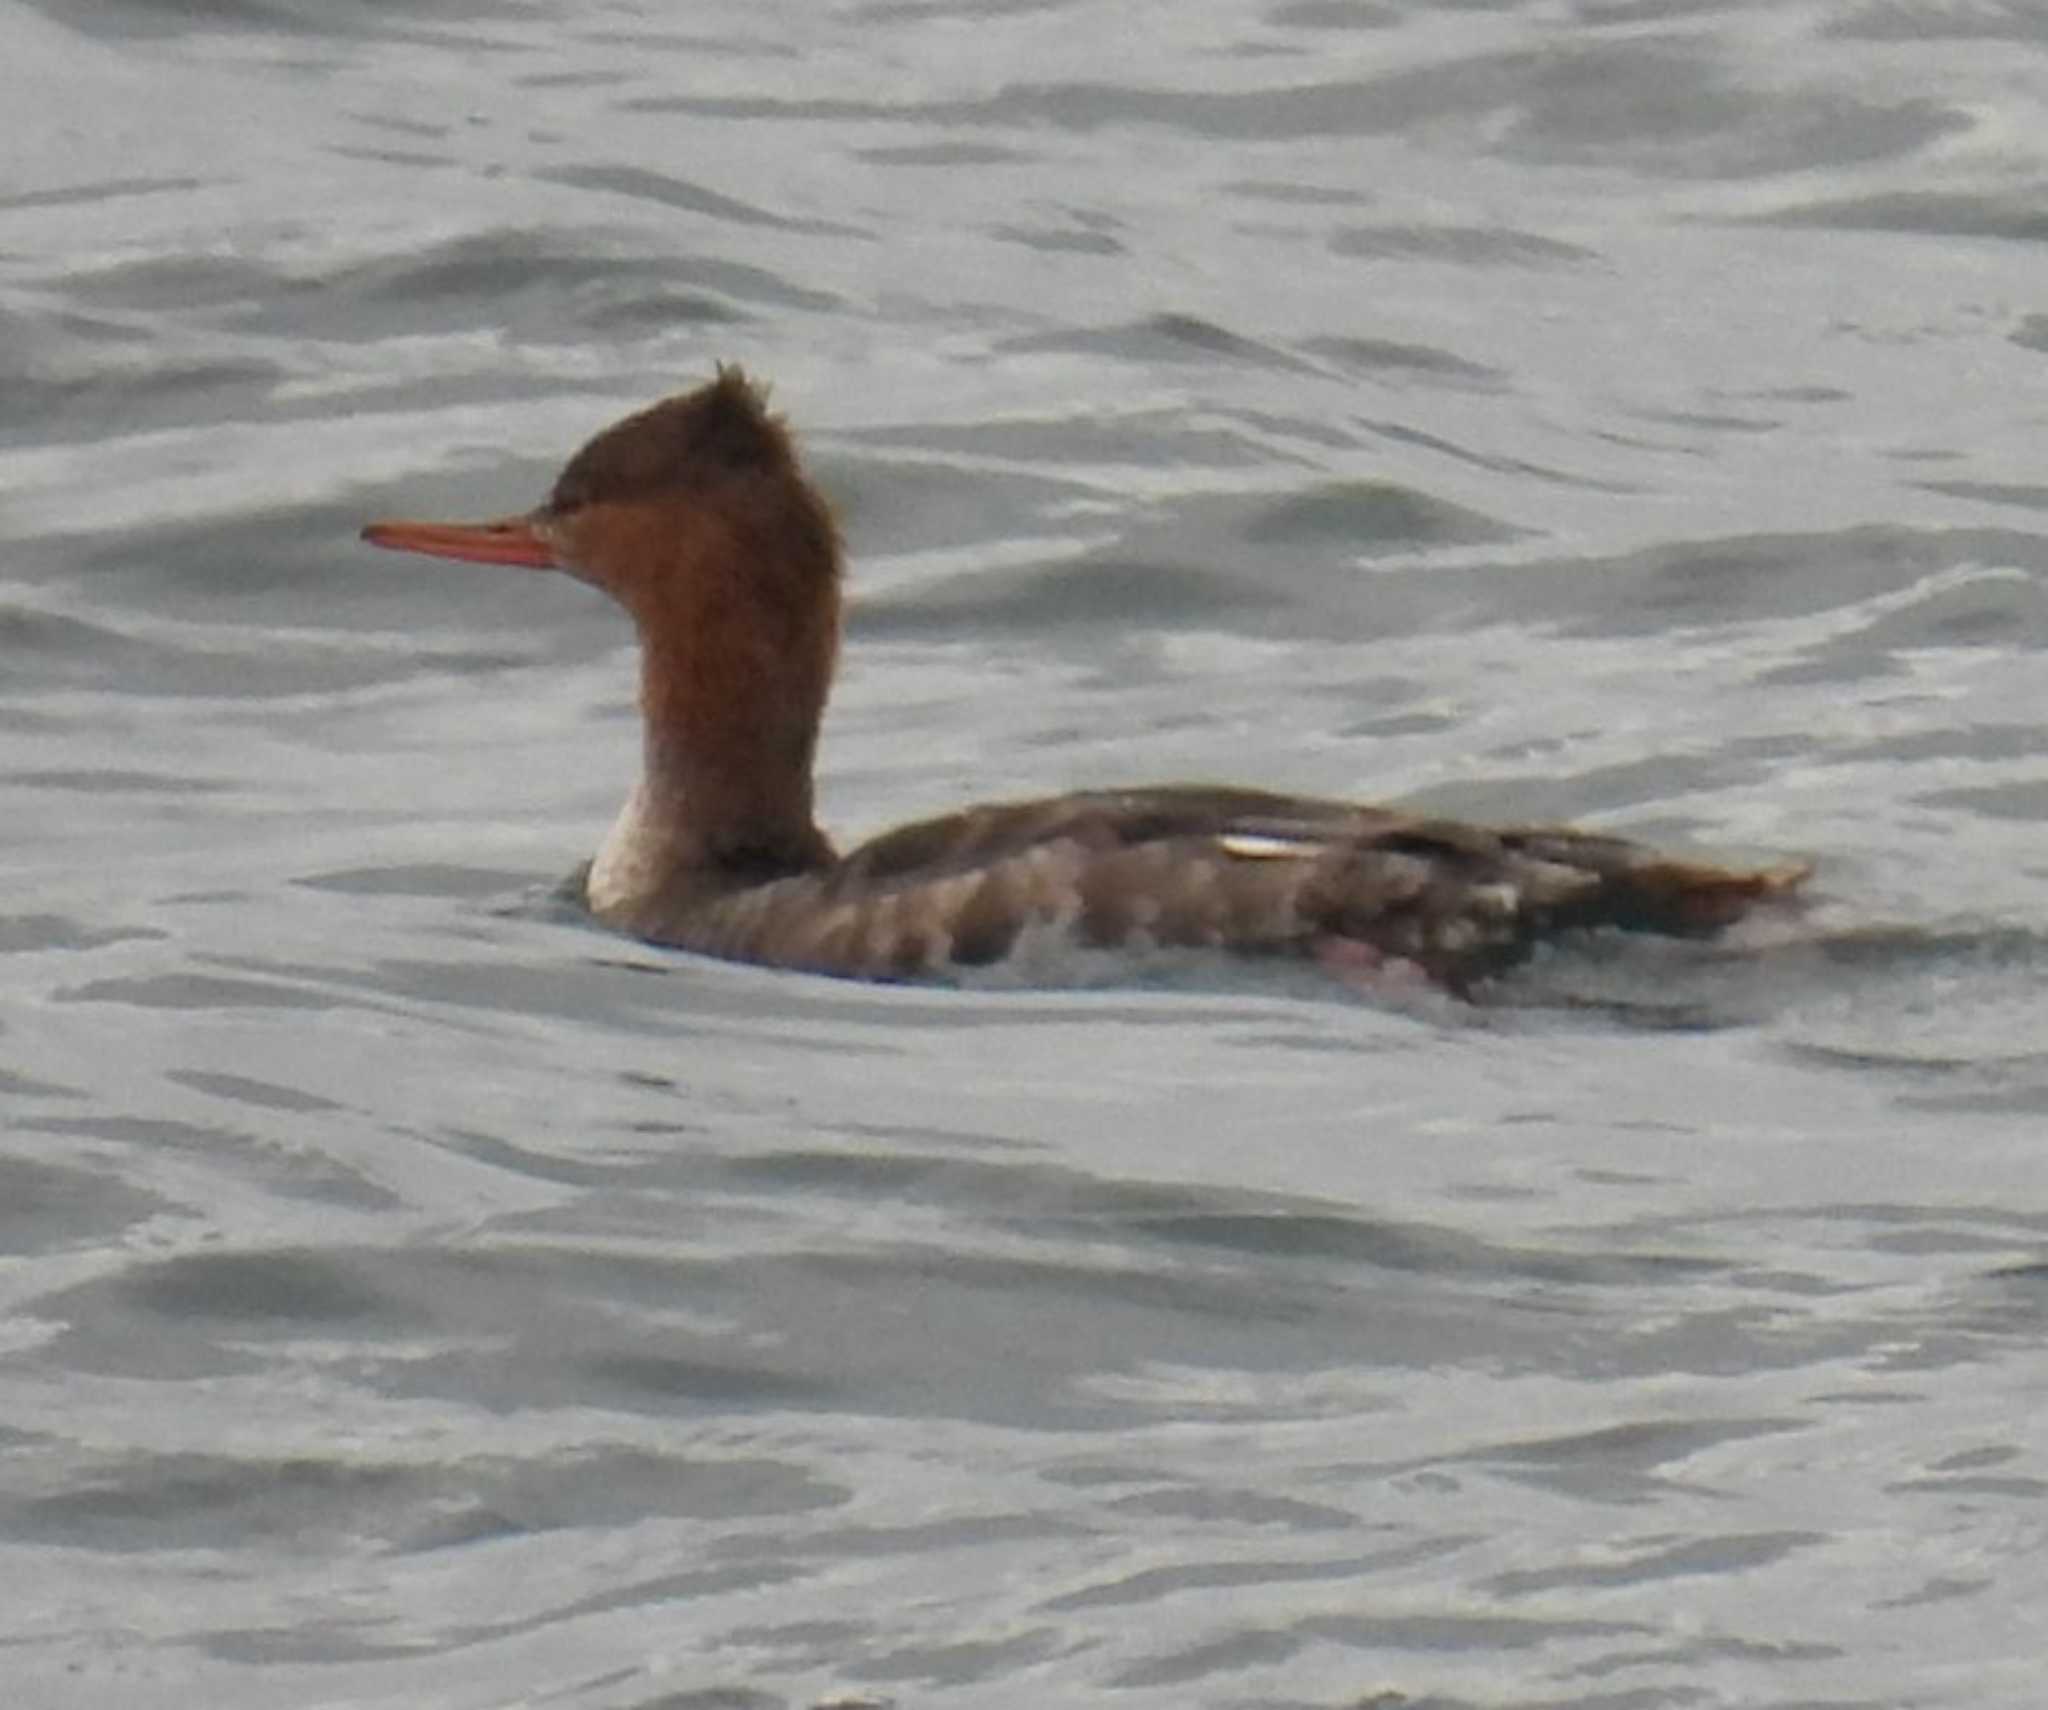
361 368 1809 994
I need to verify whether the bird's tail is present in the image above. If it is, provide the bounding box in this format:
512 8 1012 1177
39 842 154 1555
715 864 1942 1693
1505 830 1813 938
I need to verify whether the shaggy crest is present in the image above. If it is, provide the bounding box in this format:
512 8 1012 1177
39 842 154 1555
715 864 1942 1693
549 365 792 512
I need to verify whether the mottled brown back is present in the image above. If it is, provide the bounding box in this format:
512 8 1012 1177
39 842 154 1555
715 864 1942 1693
610 785 1809 994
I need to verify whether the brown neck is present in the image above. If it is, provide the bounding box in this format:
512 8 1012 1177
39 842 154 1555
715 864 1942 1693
635 623 833 878
576 484 841 909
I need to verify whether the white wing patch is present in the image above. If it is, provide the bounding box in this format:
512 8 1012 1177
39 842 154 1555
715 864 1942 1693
1216 832 1325 861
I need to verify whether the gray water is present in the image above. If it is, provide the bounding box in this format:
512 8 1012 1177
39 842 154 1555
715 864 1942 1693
7 3 2048 1706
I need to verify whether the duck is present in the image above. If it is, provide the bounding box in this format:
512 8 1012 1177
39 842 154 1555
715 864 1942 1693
361 367 1809 995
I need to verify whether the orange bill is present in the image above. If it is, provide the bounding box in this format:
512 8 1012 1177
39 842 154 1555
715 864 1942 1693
360 514 556 568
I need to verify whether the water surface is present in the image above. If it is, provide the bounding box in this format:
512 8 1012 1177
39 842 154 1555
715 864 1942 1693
6 3 2048 1707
